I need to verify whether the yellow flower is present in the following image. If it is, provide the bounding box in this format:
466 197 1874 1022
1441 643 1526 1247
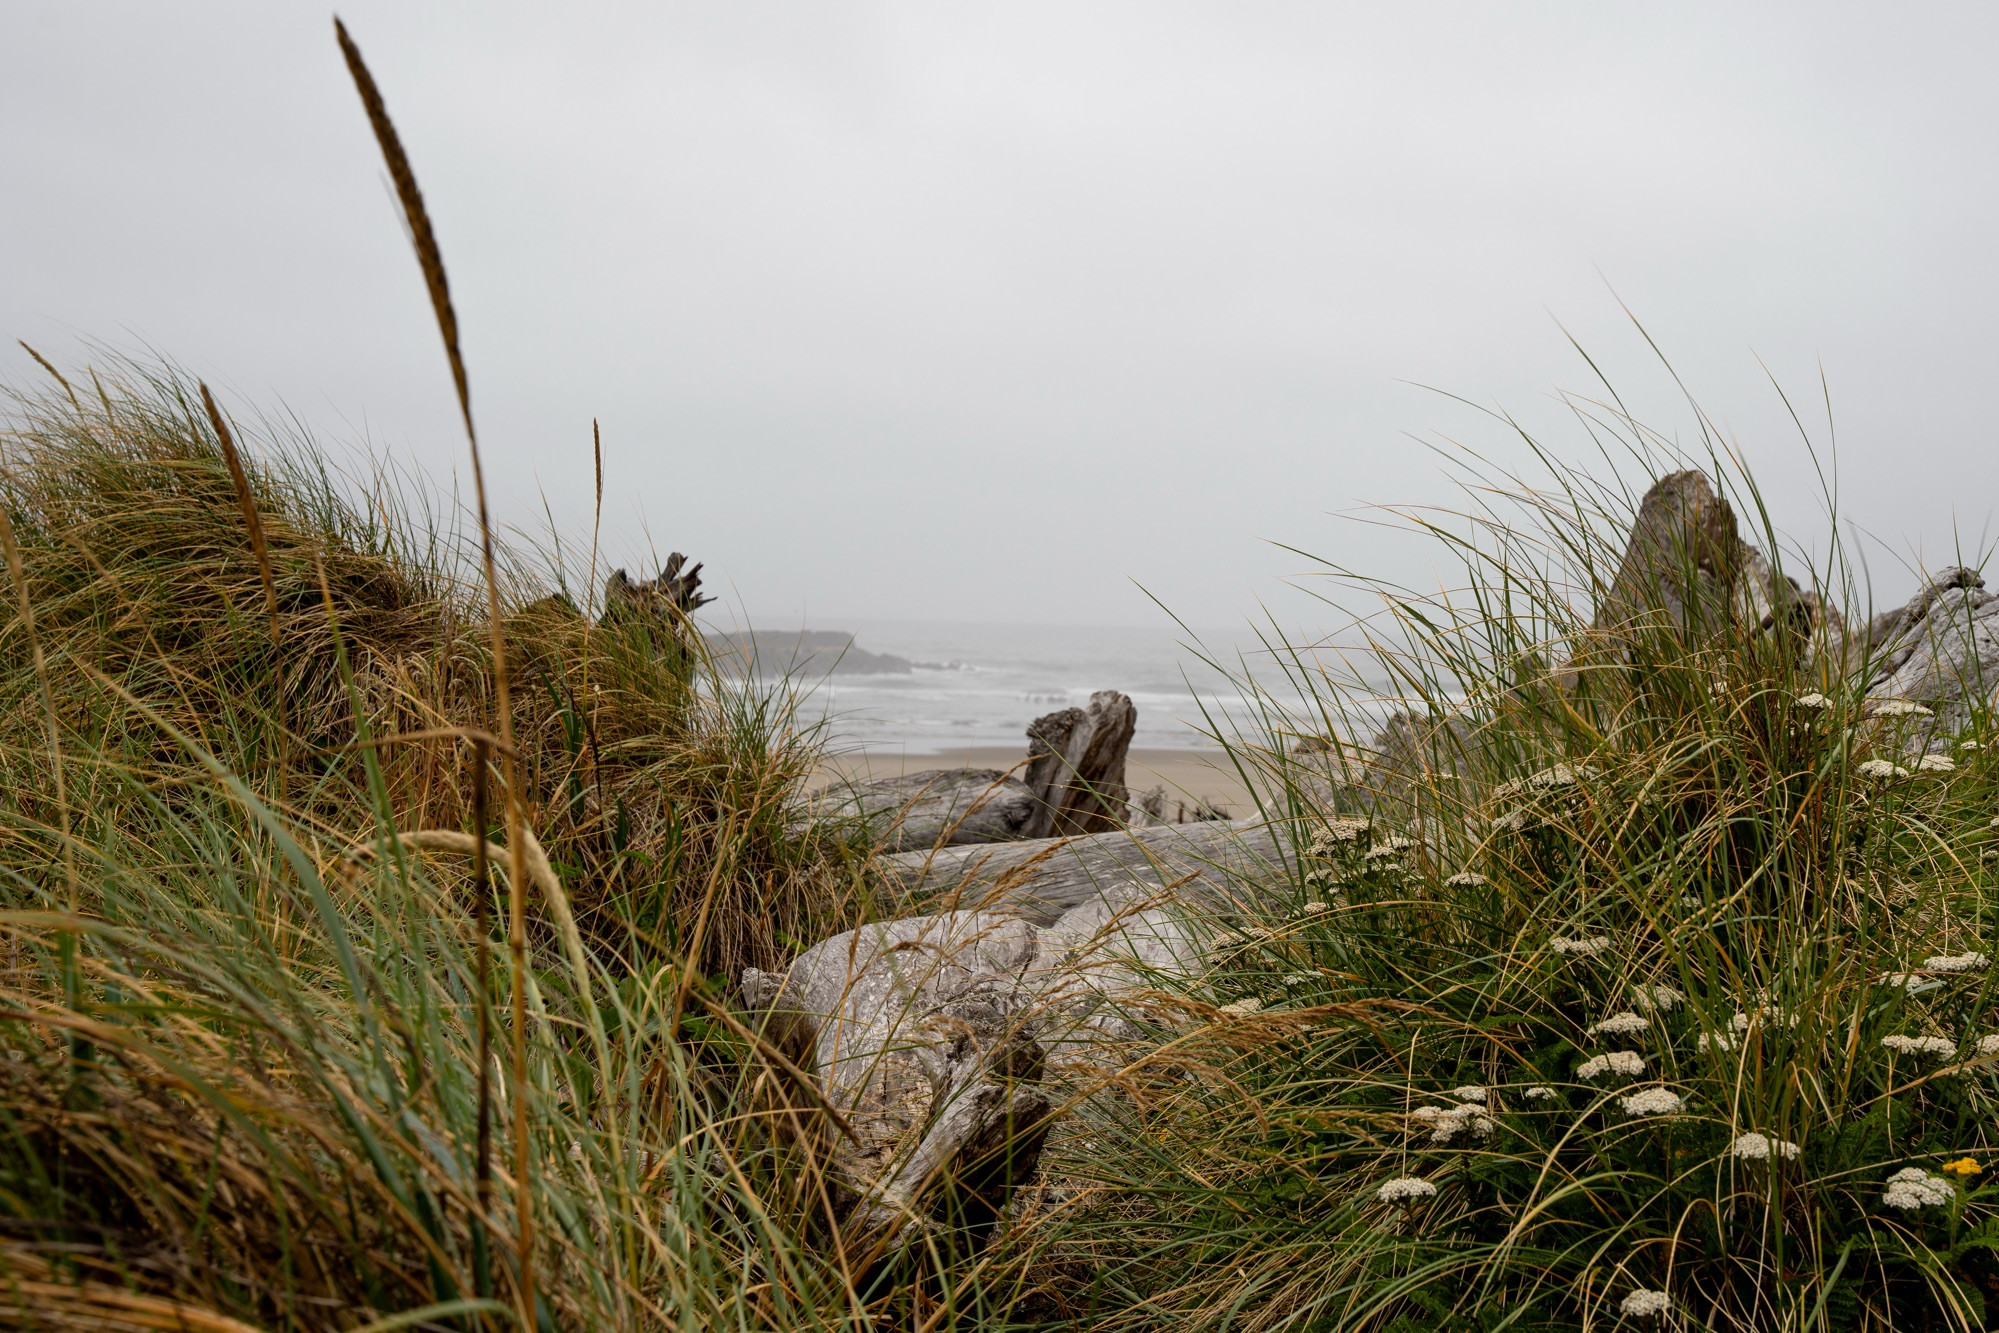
1942 1157 1982 1178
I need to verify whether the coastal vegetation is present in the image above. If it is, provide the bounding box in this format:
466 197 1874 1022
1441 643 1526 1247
2 21 1995 1333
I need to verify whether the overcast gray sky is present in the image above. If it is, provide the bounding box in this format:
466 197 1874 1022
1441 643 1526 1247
5 2 1996 629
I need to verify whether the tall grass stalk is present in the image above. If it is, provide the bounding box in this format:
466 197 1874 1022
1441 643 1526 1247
334 20 541 1317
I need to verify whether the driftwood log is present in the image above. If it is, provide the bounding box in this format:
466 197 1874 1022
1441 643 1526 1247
1861 565 1999 744
1021 691 1137 838
738 816 1288 1252
806 769 1040 852
881 815 1290 925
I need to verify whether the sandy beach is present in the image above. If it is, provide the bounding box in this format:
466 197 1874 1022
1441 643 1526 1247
811 745 1254 818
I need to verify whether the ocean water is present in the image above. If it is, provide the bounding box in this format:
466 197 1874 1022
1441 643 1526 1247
765 619 1324 756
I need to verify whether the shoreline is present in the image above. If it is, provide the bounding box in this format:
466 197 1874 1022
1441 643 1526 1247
810 744 1254 818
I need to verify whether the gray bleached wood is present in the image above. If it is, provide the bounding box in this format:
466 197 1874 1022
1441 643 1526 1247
1021 691 1137 838
738 816 1285 1252
1863 566 1999 745
742 910 1055 1252
881 815 1291 925
806 769 1040 852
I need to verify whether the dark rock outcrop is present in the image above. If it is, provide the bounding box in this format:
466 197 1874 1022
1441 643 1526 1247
715 630 914 677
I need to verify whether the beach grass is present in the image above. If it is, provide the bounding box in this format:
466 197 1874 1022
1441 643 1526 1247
2 19 1993 1330
1011 432 1999 1331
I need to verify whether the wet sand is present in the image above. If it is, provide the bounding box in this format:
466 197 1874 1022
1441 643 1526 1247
812 745 1253 818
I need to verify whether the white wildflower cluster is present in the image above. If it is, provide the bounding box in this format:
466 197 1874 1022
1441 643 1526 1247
1881 1034 1957 1058
1872 699 1933 718
1621 1289 1672 1318
1963 740 1986 751
1550 935 1613 956
1526 763 1600 790
1877 972 1925 992
1857 759 1910 781
1794 692 1832 709
1375 1176 1437 1204
1291 900 1332 917
1445 871 1488 887
1308 820 1370 855
1731 1132 1801 1162
1924 951 1989 972
1917 754 1957 773
1364 836 1413 861
1619 1087 1685 1117
1697 1031 1737 1054
1587 1011 1650 1038
1522 1086 1558 1101
1631 984 1685 1013
1736 1003 1797 1030
1978 1034 1999 1057
1881 1167 1954 1211
1217 997 1265 1017
1450 1085 1487 1103
1577 1051 1646 1080
1411 1102 1494 1143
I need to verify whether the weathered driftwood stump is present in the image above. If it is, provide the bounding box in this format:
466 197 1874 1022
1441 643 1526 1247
739 816 1288 1253
807 769 1040 852
1861 566 1999 744
742 911 1054 1253
1022 690 1137 838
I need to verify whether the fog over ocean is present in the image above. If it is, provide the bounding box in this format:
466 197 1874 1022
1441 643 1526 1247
730 619 1387 756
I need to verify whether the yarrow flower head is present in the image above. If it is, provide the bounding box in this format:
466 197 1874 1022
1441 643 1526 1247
1881 1034 1957 1058
1445 871 1487 887
1621 1289 1672 1318
1216 997 1264 1017
1882 1167 1954 1210
1308 820 1370 854
1526 763 1596 790
1794 692 1832 709
1917 754 1957 773
1877 972 1925 992
1587 1011 1651 1038
1292 900 1331 916
1631 984 1685 1012
1577 1051 1646 1080
1522 1086 1557 1101
1364 836 1413 861
1410 1103 1493 1142
1550 935 1612 956
1619 1086 1685 1117
1924 951 1989 972
1732 1132 1801 1162
1449 1086 1487 1103
1697 1031 1737 1053
1375 1176 1437 1204
1857 758 1910 781
1489 810 1529 834
1872 699 1933 718
1978 1034 1999 1057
